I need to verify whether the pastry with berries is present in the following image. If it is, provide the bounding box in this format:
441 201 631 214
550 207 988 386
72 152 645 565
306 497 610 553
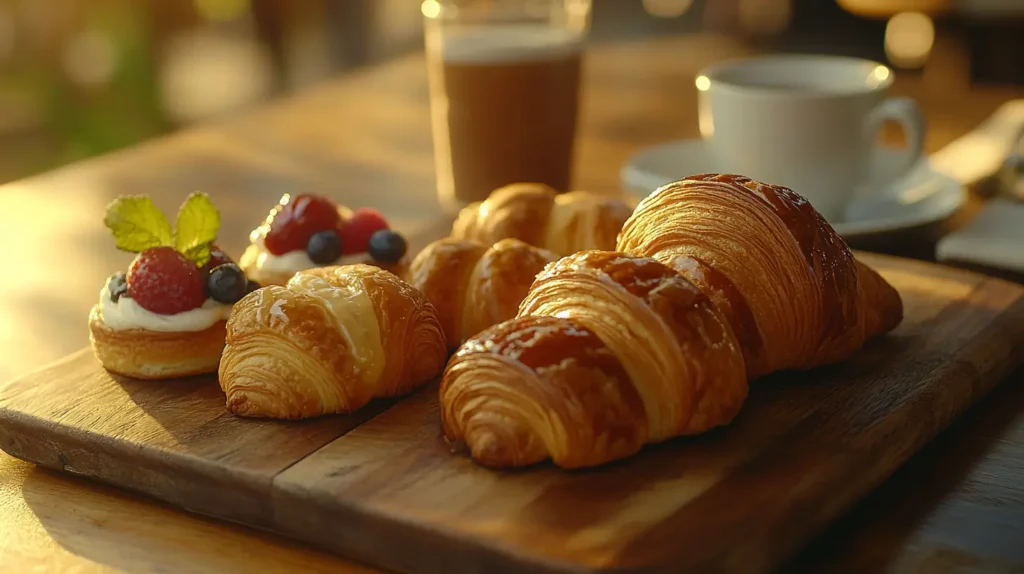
239 193 409 286
89 192 254 379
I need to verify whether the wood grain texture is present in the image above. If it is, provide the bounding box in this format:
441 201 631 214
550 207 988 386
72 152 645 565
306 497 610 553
2 251 1023 574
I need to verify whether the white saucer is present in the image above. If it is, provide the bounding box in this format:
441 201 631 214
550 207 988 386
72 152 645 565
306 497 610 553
620 139 966 240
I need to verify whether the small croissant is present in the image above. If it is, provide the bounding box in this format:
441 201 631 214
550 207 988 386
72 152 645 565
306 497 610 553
408 237 557 349
450 183 634 255
219 264 447 419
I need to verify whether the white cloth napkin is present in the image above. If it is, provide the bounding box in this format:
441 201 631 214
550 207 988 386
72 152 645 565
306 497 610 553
936 199 1024 272
933 99 1024 273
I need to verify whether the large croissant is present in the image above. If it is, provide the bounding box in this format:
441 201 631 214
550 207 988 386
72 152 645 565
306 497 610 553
219 264 447 419
450 182 634 255
407 237 557 349
440 174 904 469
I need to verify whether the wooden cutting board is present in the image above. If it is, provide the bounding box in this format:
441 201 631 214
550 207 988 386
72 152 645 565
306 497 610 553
2 251 1023 574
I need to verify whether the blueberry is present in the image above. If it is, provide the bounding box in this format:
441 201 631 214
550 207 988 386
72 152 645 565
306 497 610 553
207 264 248 304
306 230 342 264
367 229 407 264
245 279 262 294
108 272 128 302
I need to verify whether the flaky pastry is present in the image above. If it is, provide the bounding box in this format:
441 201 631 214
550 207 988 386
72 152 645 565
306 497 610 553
440 173 904 469
450 183 633 255
407 237 557 348
219 264 447 419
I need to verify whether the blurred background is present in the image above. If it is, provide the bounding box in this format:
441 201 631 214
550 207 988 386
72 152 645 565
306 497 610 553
0 0 1021 185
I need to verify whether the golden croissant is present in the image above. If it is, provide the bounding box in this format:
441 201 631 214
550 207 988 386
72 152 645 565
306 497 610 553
407 237 557 349
219 264 447 419
440 174 904 469
450 182 634 255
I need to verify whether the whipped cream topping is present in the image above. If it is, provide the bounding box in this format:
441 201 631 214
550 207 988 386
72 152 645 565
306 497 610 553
98 278 232 332
246 238 368 283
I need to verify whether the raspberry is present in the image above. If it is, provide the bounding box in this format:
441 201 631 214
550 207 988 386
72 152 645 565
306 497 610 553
264 194 342 255
127 247 207 315
199 244 234 275
340 208 390 254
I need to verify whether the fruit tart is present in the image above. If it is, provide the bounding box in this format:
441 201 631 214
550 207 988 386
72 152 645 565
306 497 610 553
89 192 255 379
239 193 410 286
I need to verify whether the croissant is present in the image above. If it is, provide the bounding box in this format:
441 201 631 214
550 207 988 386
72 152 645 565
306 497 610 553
440 174 904 469
219 264 447 419
450 182 634 255
407 237 557 349
616 173 903 377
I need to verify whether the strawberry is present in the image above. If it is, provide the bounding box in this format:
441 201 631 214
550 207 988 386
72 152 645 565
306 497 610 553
127 247 207 315
339 208 390 254
199 244 234 275
263 194 342 255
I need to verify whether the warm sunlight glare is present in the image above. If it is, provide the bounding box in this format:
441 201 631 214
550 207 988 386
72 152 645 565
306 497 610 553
422 0 442 19
885 11 935 69
695 75 711 91
866 64 890 88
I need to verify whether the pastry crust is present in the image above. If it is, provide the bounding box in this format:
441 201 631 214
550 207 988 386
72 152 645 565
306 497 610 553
617 173 904 377
407 237 557 348
441 252 747 469
219 264 447 419
450 183 633 255
440 173 905 470
88 305 227 379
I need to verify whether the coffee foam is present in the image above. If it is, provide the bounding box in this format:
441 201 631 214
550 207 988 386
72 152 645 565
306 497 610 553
441 24 583 64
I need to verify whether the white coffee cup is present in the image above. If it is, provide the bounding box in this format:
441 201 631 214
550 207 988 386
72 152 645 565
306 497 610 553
696 54 926 221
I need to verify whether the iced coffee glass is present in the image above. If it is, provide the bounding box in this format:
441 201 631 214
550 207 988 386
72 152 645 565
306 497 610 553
422 0 592 208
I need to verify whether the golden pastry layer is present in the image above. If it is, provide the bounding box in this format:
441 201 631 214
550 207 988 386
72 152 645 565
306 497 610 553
616 173 903 378
440 173 905 469
88 305 227 379
407 237 557 348
450 183 633 255
219 264 447 419
441 252 747 469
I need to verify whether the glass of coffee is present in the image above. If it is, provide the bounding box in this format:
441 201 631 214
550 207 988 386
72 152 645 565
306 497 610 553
422 0 592 208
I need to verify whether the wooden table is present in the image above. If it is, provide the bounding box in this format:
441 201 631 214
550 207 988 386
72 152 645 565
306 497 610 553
2 34 1022 573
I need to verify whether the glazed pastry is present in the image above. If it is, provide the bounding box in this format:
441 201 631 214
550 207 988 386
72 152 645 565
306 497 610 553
440 174 904 469
219 264 447 419
240 193 409 286
407 237 557 348
450 182 634 255
89 193 254 379
616 173 904 378
441 252 748 469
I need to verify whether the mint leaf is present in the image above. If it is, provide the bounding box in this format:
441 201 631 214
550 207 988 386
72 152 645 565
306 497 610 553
104 196 174 253
175 191 220 267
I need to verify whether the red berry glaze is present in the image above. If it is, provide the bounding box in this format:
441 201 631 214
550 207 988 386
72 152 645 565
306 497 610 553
127 247 207 315
263 194 342 255
339 208 390 254
199 244 234 275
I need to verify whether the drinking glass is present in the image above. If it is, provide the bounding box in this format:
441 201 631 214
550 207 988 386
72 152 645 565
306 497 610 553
422 0 592 208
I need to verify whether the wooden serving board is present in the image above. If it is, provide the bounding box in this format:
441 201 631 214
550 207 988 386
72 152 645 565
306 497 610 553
2 251 1024 574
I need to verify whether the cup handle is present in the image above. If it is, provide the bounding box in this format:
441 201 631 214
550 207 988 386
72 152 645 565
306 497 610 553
863 96 927 187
